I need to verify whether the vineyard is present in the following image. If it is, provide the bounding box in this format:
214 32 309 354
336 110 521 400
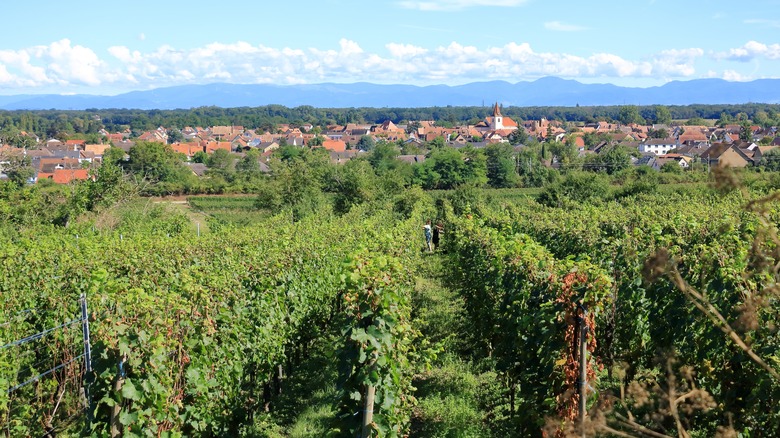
2 175 780 437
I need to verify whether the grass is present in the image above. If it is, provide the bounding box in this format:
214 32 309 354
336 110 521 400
409 252 506 437
186 195 276 227
188 195 258 210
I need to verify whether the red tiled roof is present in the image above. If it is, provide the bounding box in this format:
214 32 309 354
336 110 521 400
322 139 347 152
204 141 232 153
38 168 91 184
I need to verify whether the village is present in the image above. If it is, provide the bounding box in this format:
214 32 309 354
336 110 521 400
1 103 780 184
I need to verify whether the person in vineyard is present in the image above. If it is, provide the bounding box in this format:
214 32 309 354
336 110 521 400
423 219 433 252
432 222 443 251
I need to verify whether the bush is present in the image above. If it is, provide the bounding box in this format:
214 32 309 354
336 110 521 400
537 171 610 207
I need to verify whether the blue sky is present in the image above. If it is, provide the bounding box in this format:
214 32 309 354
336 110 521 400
0 0 778 95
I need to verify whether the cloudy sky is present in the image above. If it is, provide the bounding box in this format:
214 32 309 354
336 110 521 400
0 0 778 95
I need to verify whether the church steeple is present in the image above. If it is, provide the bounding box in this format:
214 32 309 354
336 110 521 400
491 102 503 130
493 102 502 117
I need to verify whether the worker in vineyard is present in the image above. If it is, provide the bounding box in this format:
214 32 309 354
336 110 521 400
423 219 433 252
432 222 443 251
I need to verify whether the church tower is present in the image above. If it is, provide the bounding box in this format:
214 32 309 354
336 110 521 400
491 102 504 130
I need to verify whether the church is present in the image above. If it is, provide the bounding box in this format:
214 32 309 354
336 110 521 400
475 102 518 134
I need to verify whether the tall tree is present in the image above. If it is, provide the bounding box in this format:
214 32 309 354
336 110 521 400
617 105 645 125
739 121 754 142
653 105 672 125
127 141 190 183
485 143 519 188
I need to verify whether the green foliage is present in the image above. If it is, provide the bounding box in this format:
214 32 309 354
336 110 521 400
0 199 424 436
653 105 672 125
740 121 754 142
537 171 610 207
358 135 377 151
581 132 608 149
3 155 35 186
760 148 780 171
582 145 632 174
205 148 233 172
617 105 645 125
485 143 519 188
614 168 659 199
446 212 612 433
234 148 263 180
368 141 402 175
648 128 669 138
490 189 780 435
333 159 379 214
392 186 434 220
685 117 708 126
508 128 529 145
127 141 192 184
191 150 208 164
411 360 494 438
334 250 417 437
414 147 486 190
660 161 683 174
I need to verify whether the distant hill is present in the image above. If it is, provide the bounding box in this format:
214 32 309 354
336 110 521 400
1 77 779 110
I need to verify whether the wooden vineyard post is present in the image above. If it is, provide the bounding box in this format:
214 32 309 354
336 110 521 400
81 294 94 429
579 304 588 438
362 385 376 438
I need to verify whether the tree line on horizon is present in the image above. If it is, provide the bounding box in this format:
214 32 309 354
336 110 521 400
1 103 780 145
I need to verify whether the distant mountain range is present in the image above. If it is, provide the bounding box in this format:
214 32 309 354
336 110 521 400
0 77 779 110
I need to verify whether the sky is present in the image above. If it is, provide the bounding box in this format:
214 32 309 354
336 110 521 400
0 0 779 95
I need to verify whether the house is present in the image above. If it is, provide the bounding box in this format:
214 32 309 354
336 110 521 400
37 157 83 173
449 134 468 145
372 121 407 141
329 150 361 163
171 142 204 157
608 133 635 143
37 168 91 184
649 154 691 171
322 139 347 152
187 163 209 177
285 136 306 146
678 129 709 143
700 143 753 168
107 133 128 144
210 126 244 140
257 141 280 154
65 139 87 150
85 144 110 156
676 142 710 158
45 138 64 148
137 128 168 143
639 138 679 155
113 140 136 153
204 141 232 154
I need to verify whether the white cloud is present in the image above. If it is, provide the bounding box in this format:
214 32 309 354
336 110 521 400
397 0 526 11
0 39 111 88
386 43 428 57
0 38 751 93
714 41 780 61
651 48 704 76
722 70 751 81
544 21 588 32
